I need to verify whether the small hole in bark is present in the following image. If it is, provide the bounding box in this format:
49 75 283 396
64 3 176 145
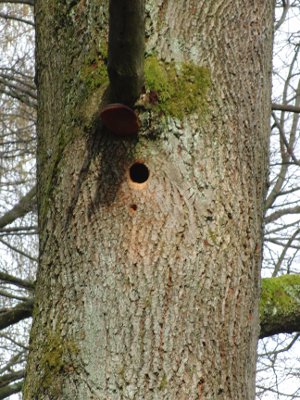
130 204 137 211
129 162 149 183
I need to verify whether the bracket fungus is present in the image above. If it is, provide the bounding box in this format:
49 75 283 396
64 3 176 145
100 103 140 136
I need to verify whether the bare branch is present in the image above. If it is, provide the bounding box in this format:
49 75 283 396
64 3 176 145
0 300 33 331
0 12 34 27
0 0 33 4
0 290 31 302
271 228 300 276
265 129 290 210
0 226 38 235
0 380 23 400
265 205 300 224
0 352 25 374
0 333 29 350
259 333 300 356
0 70 36 93
0 75 37 108
272 112 300 165
0 186 36 229
266 74 300 210
0 271 34 290
0 238 37 262
0 369 25 388
272 103 300 113
274 0 290 31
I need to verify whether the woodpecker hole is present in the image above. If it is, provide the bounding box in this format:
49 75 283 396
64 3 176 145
130 204 137 211
129 162 149 184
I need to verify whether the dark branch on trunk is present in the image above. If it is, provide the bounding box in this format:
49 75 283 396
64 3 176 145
107 0 145 105
265 205 300 224
0 300 33 330
0 381 23 400
272 103 300 113
0 370 25 388
0 271 34 290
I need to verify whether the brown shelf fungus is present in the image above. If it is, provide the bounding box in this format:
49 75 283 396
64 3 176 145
100 103 140 136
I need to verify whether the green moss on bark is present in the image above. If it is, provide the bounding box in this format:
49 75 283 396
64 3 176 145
260 275 300 337
260 275 300 318
79 59 108 92
23 327 80 398
31 331 79 396
144 56 211 119
159 375 168 390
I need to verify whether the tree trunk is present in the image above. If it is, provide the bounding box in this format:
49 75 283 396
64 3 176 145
24 1 274 399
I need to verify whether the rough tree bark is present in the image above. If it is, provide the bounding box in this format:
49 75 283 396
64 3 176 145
24 1 274 399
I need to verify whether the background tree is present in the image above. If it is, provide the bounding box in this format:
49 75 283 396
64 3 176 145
257 1 300 398
2 2 297 400
0 2 36 398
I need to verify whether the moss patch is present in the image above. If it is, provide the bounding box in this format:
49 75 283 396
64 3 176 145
24 328 80 398
39 331 79 391
260 275 300 318
159 374 168 390
99 41 108 62
144 56 211 119
79 59 108 92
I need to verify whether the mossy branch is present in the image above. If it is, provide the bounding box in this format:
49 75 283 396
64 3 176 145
108 0 145 105
260 275 300 338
